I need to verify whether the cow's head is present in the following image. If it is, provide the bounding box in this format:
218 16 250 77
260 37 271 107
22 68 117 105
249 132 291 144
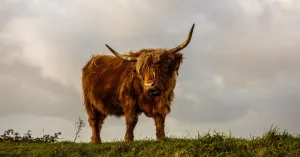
105 24 195 96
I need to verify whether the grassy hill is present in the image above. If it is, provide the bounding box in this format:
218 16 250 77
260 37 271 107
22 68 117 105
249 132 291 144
1 126 300 157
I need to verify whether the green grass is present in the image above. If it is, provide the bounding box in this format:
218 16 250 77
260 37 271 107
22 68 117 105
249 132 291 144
1 127 300 157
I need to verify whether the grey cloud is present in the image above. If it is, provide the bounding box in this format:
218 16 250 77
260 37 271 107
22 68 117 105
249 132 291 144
0 1 29 29
0 60 84 121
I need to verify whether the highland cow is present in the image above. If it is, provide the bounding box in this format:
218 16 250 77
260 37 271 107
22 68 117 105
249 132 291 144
81 24 195 144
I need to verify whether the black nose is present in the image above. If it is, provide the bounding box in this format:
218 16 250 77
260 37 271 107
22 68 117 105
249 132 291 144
148 88 161 96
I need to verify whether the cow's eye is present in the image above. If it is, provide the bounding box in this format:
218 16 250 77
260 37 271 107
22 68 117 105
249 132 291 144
162 65 168 71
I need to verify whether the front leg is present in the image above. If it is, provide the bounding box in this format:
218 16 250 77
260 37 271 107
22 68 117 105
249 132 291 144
124 112 138 142
153 114 166 140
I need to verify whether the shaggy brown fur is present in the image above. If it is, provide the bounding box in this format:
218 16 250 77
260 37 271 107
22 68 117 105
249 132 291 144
81 24 195 144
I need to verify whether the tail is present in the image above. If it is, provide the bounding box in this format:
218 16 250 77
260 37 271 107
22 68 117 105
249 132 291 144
81 65 89 110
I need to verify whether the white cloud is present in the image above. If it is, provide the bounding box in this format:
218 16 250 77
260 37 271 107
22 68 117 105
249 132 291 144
213 75 225 88
237 0 264 15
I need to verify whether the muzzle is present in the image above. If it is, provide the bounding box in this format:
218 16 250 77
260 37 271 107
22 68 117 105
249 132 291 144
145 80 162 96
147 88 162 96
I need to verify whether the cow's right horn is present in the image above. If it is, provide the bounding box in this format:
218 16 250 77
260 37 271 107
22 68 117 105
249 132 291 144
105 44 138 62
168 23 195 54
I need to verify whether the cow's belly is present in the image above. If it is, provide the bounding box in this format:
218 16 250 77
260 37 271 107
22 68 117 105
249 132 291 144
102 97 125 116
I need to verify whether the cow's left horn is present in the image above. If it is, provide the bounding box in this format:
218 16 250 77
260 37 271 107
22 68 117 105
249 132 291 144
105 44 138 62
169 23 195 54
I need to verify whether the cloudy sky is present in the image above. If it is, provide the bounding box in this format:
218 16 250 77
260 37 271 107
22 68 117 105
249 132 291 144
1 0 300 142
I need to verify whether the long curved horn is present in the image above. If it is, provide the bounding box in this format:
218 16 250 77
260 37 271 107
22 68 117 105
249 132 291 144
168 23 195 54
105 44 138 62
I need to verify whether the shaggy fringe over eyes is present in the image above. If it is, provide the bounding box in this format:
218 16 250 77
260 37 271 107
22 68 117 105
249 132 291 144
136 54 153 75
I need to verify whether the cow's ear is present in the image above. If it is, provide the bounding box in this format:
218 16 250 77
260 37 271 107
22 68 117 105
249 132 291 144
173 53 183 72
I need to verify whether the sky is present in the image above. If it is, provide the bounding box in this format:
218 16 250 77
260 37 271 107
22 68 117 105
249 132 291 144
1 0 300 142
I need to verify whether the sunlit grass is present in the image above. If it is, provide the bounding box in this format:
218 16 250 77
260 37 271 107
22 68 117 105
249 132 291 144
1 125 299 157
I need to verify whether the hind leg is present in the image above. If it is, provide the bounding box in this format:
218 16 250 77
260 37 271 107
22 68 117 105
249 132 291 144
86 104 106 144
88 112 106 144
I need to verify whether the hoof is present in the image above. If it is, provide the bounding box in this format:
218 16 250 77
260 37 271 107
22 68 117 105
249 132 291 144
91 140 101 144
124 138 134 142
157 136 168 141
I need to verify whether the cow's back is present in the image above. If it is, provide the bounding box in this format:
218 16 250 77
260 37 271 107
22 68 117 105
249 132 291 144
82 54 133 116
